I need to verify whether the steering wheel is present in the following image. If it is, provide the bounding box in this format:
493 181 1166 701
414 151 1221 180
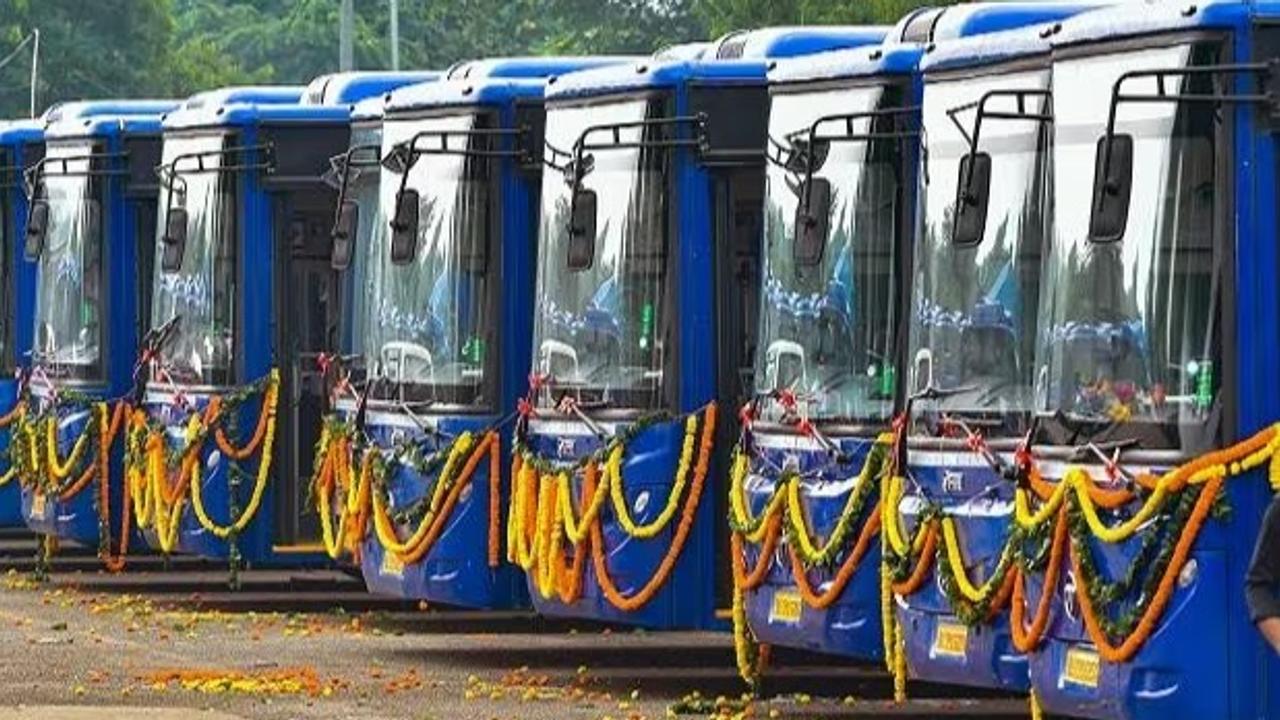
381 341 436 386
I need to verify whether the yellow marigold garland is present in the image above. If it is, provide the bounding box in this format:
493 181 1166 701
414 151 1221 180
510 404 717 610
45 412 91 482
188 372 280 539
312 423 373 561
783 436 890 564
879 419 1280 681
368 430 497 565
371 432 475 556
605 412 699 539
0 401 25 487
728 450 788 544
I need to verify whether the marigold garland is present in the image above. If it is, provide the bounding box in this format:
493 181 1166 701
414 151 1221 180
188 372 280 540
0 401 25 487
97 401 134 572
369 431 498 565
0 398 25 427
509 403 718 612
120 370 279 563
1070 475 1222 663
787 507 881 609
45 412 90 482
783 440 889 566
1009 505 1068 653
606 412 699 539
877 419 1280 675
591 404 716 611
730 530 767 690
726 434 893 686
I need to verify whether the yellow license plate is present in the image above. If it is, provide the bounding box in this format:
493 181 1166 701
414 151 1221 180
769 590 802 624
30 493 46 520
932 621 968 659
380 551 405 578
1063 647 1101 688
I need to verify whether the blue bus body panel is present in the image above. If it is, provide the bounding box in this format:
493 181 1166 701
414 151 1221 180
751 1 1104 665
898 450 1031 690
713 26 889 60
523 418 697 628
0 122 41 527
742 437 883 657
1021 3 1280 719
358 415 525 609
304 72 439 106
445 56 636 81
898 6 1103 692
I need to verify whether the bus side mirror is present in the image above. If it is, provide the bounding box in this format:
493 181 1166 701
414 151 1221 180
567 188 597 271
794 177 831 267
24 199 49 260
161 207 188 273
390 188 419 265
331 199 359 271
952 152 990 247
1088 134 1132 243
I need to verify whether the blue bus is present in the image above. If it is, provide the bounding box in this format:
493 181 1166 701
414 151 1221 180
17 101 178 564
1023 2 1280 718
514 27 888 631
132 74 431 567
0 118 43 527
733 2 1096 674
320 57 633 609
889 11 1099 693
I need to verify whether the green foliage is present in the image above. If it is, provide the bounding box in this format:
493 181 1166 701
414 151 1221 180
0 0 943 120
694 0 962 37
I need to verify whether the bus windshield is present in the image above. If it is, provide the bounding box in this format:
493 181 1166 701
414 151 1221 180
32 143 104 378
1036 43 1217 448
356 113 493 408
151 133 238 386
754 84 902 424
906 69 1050 435
531 96 670 410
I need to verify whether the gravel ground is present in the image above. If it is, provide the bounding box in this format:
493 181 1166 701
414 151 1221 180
0 568 1029 720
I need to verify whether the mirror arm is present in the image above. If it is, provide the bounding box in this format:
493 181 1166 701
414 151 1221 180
389 157 414 233
799 121 821 224
1098 78 1125 202
565 145 587 239
331 150 355 236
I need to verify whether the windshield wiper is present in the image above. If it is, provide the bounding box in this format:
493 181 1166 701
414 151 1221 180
133 314 182 399
910 383 980 403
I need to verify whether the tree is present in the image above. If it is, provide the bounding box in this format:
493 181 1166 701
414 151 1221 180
173 0 384 82
0 0 255 118
693 0 955 38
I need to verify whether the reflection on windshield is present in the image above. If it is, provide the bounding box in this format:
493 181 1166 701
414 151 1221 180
531 98 669 409
339 126 383 361
754 85 901 423
906 69 1050 432
1036 44 1217 437
33 145 103 376
357 114 492 407
151 133 237 385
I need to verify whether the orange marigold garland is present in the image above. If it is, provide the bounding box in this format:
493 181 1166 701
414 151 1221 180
590 403 717 612
1069 474 1223 664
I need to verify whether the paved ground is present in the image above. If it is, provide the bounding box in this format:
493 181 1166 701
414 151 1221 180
0 566 1030 720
